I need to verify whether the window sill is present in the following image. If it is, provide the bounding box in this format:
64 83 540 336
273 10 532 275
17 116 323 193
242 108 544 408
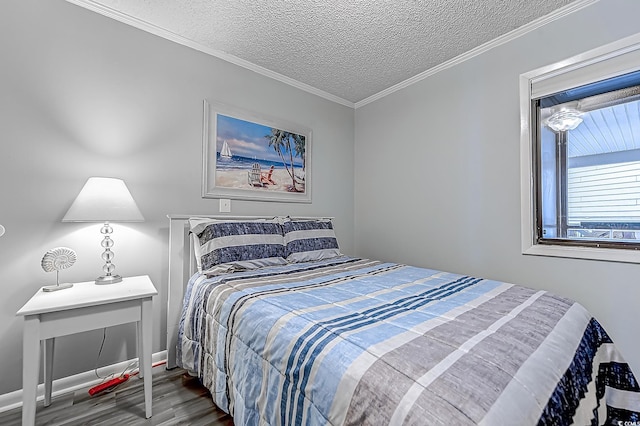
523 243 640 264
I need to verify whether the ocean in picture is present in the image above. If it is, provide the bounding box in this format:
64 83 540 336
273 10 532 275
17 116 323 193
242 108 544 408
216 153 301 171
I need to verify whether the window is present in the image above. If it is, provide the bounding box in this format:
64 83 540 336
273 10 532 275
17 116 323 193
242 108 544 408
537 72 640 248
520 34 640 263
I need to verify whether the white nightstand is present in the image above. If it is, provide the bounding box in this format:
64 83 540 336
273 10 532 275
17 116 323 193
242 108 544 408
16 275 157 426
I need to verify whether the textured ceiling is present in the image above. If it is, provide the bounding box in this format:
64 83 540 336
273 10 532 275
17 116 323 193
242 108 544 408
72 0 581 106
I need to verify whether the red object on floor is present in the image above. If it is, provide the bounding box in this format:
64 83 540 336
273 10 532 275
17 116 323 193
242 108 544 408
88 374 130 396
87 360 166 397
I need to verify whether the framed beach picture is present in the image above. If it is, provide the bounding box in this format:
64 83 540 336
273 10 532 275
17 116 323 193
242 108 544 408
202 100 312 203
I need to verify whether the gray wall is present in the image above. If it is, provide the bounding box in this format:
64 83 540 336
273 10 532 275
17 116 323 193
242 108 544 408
355 0 640 375
0 0 354 394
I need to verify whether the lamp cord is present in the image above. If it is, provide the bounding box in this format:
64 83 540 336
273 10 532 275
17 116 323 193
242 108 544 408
94 328 108 379
93 329 142 382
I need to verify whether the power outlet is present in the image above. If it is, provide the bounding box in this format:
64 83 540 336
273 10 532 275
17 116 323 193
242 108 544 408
219 198 231 212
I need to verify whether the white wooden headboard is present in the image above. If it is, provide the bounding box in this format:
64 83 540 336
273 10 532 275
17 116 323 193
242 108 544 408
165 214 333 369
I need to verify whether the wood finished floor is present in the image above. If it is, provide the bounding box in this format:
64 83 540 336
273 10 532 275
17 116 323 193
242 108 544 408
0 366 233 425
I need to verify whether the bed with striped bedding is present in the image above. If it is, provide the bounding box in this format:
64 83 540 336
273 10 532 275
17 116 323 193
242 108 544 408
178 256 640 425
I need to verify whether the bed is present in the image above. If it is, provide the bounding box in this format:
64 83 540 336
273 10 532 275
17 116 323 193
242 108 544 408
166 215 640 425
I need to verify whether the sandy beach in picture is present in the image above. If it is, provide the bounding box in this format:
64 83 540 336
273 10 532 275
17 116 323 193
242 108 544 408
216 168 306 193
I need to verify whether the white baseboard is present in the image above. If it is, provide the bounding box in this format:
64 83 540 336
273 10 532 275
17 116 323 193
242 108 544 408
0 350 167 414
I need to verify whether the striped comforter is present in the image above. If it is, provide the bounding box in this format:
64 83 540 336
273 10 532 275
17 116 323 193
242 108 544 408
178 256 640 425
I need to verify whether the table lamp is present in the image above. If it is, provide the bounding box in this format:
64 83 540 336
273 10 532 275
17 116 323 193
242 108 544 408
62 177 144 284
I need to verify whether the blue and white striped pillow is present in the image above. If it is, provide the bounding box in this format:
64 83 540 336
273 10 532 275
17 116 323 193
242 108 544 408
189 218 287 275
282 219 341 263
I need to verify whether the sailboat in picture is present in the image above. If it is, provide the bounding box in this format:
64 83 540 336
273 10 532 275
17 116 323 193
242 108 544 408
220 140 232 159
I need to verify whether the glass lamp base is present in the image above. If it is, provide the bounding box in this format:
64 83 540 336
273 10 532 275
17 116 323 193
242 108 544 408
95 274 123 285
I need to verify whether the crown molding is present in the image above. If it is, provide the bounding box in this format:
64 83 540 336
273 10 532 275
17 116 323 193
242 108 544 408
354 0 599 109
64 0 355 108
65 0 596 110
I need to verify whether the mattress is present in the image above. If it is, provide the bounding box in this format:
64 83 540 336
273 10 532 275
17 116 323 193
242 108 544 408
178 256 640 425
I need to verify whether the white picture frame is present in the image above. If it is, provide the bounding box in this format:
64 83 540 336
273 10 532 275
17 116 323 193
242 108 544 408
202 100 312 203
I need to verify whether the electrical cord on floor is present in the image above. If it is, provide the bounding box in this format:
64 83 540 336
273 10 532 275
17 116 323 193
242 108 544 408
121 360 138 377
130 360 167 377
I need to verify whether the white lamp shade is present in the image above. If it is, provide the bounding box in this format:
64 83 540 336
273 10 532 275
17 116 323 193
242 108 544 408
62 177 144 222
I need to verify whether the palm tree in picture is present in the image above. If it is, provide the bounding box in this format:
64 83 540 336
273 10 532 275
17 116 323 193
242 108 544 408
265 129 304 192
292 133 306 183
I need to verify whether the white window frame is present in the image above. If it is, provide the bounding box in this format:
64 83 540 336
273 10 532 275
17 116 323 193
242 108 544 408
520 32 640 263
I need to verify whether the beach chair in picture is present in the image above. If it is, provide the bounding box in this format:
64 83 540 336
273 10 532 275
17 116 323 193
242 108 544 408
248 163 263 187
260 165 276 185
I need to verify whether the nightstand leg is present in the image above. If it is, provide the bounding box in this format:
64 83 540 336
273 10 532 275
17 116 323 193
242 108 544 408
141 298 153 418
44 338 54 407
22 316 40 426
136 320 143 379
